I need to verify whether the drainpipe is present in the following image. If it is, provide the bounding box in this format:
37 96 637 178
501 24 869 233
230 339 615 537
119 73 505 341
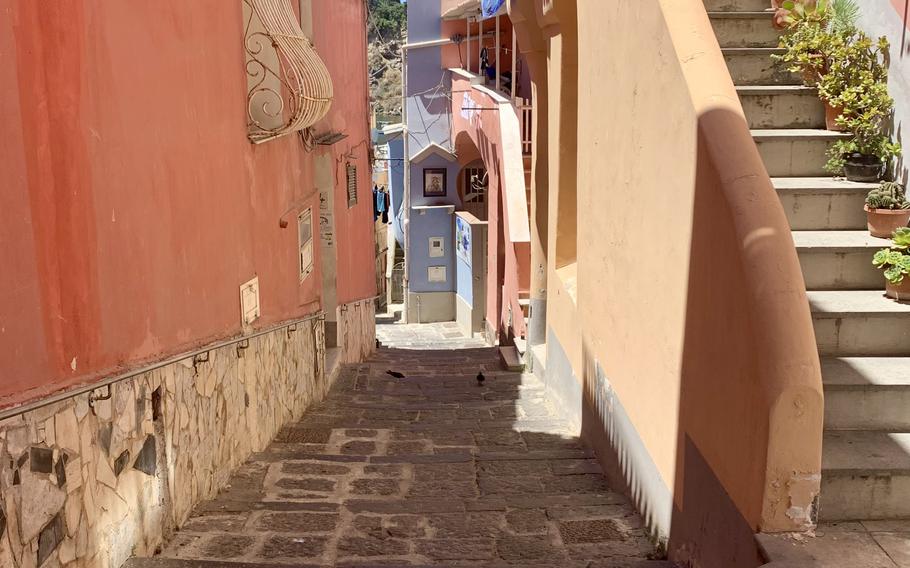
402 43 411 323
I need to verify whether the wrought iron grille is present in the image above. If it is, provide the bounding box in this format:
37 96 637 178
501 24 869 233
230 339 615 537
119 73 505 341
346 163 358 207
243 0 333 143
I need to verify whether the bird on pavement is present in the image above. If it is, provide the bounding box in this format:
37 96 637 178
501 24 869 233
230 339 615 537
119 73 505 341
386 370 405 379
476 371 485 386
375 338 382 349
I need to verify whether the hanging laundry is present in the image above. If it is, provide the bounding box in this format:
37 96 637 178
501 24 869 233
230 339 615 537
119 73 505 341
372 185 380 221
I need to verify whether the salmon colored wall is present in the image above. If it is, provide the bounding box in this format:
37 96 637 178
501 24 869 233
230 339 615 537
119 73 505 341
451 74 529 341
0 0 372 408
312 0 375 307
515 0 825 564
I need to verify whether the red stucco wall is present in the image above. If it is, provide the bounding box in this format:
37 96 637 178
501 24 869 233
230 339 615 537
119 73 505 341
312 0 375 307
0 0 373 407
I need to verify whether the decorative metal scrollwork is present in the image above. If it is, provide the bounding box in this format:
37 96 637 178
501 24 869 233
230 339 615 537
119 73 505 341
243 0 333 143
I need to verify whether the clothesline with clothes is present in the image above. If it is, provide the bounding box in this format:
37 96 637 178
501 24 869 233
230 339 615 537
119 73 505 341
373 185 391 224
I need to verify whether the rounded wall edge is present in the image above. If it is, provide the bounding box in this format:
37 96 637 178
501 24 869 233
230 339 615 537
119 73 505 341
659 0 824 533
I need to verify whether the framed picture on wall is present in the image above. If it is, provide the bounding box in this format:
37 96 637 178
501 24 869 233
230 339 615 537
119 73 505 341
423 168 447 197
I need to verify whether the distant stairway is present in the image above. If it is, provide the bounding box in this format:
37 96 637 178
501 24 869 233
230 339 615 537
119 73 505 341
707 0 910 521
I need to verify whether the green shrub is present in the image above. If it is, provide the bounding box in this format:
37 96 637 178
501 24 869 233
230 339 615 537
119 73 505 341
873 227 910 284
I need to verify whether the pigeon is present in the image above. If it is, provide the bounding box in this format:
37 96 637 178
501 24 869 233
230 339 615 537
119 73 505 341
386 370 405 379
476 371 485 386
375 338 382 349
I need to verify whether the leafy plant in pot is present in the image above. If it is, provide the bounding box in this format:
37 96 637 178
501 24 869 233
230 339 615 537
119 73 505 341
865 181 910 238
873 227 910 301
818 30 900 181
773 0 859 90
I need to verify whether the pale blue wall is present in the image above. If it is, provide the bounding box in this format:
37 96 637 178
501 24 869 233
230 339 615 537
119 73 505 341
455 221 474 305
408 208 455 293
405 0 462 303
407 0 452 156
410 154 461 208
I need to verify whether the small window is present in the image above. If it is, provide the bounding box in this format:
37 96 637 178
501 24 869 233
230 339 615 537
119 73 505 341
346 162 357 207
298 209 314 280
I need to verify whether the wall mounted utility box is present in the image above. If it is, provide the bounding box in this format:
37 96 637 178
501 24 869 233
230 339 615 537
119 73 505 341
429 237 445 257
240 276 261 325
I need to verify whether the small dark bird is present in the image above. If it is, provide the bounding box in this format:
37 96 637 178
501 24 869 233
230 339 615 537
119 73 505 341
386 370 405 379
375 338 382 349
476 371 485 386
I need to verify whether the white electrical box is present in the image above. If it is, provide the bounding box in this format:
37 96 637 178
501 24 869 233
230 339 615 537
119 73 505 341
428 266 447 283
429 237 444 258
240 276 260 325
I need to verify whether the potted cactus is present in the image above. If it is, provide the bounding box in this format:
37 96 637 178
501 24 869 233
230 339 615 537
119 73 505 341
873 227 910 301
865 181 910 238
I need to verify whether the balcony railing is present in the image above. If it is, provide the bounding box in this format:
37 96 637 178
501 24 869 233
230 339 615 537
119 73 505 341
514 97 532 155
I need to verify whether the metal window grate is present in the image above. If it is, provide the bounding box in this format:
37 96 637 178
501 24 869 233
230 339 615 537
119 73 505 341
298 208 314 279
243 0 334 143
346 163 357 207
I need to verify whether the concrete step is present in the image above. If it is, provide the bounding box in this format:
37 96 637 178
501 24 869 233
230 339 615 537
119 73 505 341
738 85 825 129
793 231 888 290
722 47 800 86
821 430 910 520
705 0 773 11
823 357 910 431
709 11 781 48
774 177 875 231
499 345 524 372
809 290 910 357
753 129 850 177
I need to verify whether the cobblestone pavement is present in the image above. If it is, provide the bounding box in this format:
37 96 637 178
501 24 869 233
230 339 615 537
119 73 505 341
145 321 669 567
375 311 487 350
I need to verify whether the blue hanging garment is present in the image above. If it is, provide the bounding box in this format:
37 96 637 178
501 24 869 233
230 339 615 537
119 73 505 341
482 0 505 18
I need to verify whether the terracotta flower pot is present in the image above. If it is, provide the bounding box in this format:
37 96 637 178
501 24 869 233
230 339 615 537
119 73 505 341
886 277 910 302
825 102 845 131
865 205 910 238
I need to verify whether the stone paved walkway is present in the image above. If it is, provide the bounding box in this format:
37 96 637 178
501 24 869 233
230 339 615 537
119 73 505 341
135 320 669 567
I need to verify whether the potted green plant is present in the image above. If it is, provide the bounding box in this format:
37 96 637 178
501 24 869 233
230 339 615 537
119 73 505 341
818 30 900 180
873 227 910 301
774 1 831 85
865 181 910 238
773 0 859 89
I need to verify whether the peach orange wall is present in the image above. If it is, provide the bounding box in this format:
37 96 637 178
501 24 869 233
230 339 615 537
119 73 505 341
543 0 824 565
0 0 372 407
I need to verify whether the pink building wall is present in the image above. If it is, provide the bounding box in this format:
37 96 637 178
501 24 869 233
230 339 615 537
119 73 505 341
451 74 529 341
0 0 374 408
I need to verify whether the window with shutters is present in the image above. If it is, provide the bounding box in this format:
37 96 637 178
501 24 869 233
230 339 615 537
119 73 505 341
298 208 314 280
346 162 358 207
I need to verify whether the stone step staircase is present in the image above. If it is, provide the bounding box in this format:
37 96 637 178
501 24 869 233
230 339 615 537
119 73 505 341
707 2 910 522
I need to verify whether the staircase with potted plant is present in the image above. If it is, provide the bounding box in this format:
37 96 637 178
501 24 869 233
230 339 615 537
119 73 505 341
707 0 910 524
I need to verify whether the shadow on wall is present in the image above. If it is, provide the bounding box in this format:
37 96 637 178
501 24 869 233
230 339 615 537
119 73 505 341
577 106 824 568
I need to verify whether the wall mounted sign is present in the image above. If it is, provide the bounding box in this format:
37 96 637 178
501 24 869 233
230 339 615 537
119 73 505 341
455 216 471 266
428 266 447 283
423 168 447 197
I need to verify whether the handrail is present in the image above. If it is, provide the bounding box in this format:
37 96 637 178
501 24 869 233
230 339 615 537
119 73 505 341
0 311 325 422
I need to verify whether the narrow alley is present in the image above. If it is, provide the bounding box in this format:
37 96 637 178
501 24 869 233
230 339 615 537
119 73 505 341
127 319 667 567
